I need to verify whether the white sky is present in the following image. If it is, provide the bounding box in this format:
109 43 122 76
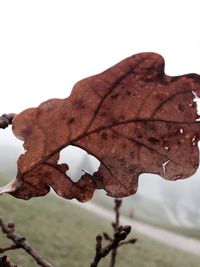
0 0 200 114
1 0 200 202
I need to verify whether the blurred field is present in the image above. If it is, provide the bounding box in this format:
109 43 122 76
0 176 200 267
92 190 200 240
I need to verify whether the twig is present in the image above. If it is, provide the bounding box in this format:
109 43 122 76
90 199 137 267
0 114 16 129
110 199 121 267
118 238 137 247
0 244 20 253
0 218 54 267
90 225 132 267
0 255 23 267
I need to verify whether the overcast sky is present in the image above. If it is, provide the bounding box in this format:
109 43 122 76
0 0 200 115
1 0 200 201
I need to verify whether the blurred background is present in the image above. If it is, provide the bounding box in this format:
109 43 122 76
1 1 200 266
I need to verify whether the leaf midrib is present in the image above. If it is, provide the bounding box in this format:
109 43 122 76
21 117 200 178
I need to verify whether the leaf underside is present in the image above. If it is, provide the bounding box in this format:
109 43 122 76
2 52 200 202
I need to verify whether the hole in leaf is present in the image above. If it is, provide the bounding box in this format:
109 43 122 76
192 91 200 121
58 145 100 182
162 160 170 175
164 146 170 151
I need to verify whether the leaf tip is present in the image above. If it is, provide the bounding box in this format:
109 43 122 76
0 178 21 196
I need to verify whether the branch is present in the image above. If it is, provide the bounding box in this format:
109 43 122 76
90 225 132 267
110 199 121 267
0 218 54 267
90 199 137 267
0 113 16 129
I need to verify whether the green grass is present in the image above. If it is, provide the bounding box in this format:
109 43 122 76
93 190 170 222
92 190 200 240
0 177 200 267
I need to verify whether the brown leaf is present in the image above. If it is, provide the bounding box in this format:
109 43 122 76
1 52 200 202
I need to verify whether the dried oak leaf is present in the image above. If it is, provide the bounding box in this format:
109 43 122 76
1 52 200 202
